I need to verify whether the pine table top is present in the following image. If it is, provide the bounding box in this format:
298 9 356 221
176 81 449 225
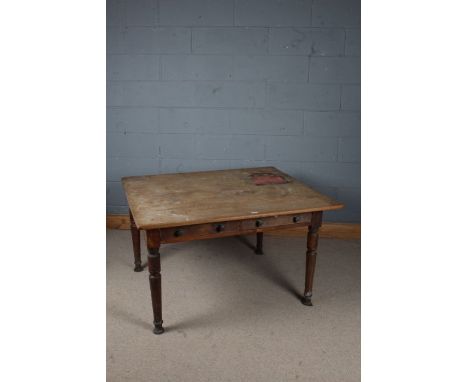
122 167 343 230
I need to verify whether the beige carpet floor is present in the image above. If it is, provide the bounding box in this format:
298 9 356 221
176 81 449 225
107 229 360 382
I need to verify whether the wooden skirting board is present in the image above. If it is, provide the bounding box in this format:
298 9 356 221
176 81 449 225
107 214 360 240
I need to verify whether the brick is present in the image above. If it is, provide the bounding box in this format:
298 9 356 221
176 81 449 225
338 137 360 162
232 56 308 82
291 179 339 203
328 186 360 221
158 134 197 158
106 132 157 157
192 27 269 54
269 28 344 56
107 81 185 107
228 160 308 178
161 55 308 82
312 0 361 27
308 57 360 84
107 157 159 181
235 0 311 26
324 207 359 222
107 27 126 53
160 158 231 173
159 0 234 26
306 184 339 200
196 135 265 160
107 205 129 214
261 161 307 177
159 108 229 134
106 181 128 205
161 55 233 80
229 110 303 135
107 55 159 80
341 85 360 110
304 112 360 136
228 159 264 169
107 107 159 133
107 0 124 26
199 82 265 108
106 27 190 54
302 162 360 187
267 83 340 110
345 29 360 56
265 136 337 162
124 0 155 26
108 81 266 108
337 187 360 210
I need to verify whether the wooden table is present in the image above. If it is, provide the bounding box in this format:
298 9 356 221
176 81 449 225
122 167 343 335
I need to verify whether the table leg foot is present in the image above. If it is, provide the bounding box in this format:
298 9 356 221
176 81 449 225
153 321 164 335
301 294 313 306
134 263 143 272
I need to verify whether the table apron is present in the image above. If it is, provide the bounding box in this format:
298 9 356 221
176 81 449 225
158 212 318 244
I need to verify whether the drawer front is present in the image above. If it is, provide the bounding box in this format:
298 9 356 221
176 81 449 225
159 212 314 243
160 220 242 243
241 212 312 231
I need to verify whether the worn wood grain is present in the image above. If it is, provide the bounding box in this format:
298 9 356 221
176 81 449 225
122 167 343 230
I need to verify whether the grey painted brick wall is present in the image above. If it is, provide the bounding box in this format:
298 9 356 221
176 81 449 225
107 0 361 222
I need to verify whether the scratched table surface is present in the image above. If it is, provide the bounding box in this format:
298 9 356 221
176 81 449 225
122 167 343 230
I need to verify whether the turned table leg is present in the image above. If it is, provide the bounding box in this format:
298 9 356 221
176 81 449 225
301 213 322 306
255 232 264 255
129 210 143 272
146 230 164 335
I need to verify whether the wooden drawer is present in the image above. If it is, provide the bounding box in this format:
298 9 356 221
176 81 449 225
160 220 242 243
241 212 312 231
159 212 313 243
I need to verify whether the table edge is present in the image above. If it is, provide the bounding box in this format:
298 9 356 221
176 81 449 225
135 204 344 230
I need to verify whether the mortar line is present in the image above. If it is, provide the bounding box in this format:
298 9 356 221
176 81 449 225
108 79 359 85
302 110 305 135
310 0 314 26
105 53 346 58
143 132 310 137
157 102 161 134
108 105 360 117
158 55 162 80
339 84 343 110
336 137 340 162
112 25 354 30
107 105 345 112
190 27 194 53
232 0 236 26
106 158 351 165
155 0 160 25
267 27 271 54
343 28 347 56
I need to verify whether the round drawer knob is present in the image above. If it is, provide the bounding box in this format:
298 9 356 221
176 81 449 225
255 219 263 227
215 224 225 233
293 216 300 223
174 229 183 237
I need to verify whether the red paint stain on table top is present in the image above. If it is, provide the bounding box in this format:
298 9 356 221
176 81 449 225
251 173 289 186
